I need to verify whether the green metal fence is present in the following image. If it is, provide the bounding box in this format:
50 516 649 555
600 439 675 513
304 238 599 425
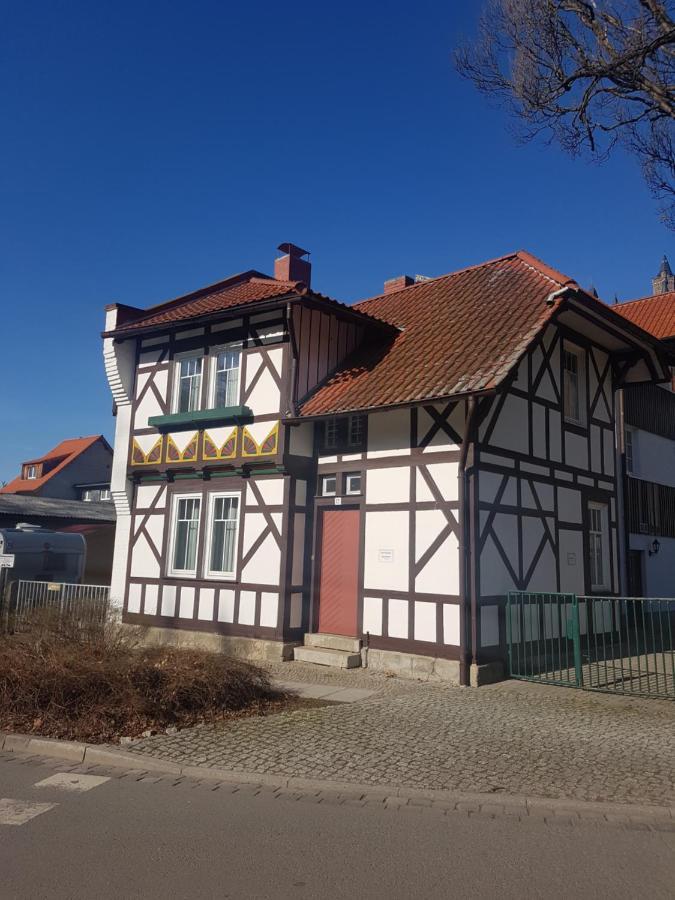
506 592 675 700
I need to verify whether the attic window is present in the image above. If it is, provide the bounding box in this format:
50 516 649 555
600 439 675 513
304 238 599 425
25 465 38 480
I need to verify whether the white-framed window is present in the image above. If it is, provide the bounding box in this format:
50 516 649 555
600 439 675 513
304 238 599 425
167 494 202 577
321 475 337 496
204 492 241 580
588 502 610 591
173 353 203 414
344 472 362 495
81 487 111 502
25 465 37 480
210 344 241 408
348 415 364 446
563 345 584 425
625 428 635 474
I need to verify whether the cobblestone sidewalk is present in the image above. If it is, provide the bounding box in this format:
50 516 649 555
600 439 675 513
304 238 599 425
128 662 675 807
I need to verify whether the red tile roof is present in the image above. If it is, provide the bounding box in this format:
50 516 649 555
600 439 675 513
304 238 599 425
613 291 675 340
0 436 108 495
298 250 629 417
106 272 386 337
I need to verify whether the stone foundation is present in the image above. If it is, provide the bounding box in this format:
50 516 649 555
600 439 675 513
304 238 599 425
364 648 461 684
122 623 299 662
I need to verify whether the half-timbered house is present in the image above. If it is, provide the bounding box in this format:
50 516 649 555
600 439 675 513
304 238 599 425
103 244 670 685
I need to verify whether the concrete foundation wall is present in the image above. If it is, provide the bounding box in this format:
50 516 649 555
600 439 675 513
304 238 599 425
364 647 461 684
123 623 299 662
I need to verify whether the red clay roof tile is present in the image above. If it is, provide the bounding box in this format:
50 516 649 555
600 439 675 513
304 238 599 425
614 292 675 340
299 251 576 416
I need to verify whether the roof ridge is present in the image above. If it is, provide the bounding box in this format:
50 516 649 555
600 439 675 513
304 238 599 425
514 250 577 288
355 251 522 308
138 269 270 315
618 291 675 307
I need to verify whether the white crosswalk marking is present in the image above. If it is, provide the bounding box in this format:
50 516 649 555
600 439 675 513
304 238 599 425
0 798 57 826
34 773 110 792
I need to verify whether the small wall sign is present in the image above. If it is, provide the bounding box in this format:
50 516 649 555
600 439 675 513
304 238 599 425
334 497 342 506
0 554 15 569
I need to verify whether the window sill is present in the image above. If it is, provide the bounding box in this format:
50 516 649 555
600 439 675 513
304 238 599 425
149 406 254 432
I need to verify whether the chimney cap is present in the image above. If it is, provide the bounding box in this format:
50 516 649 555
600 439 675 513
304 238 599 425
277 242 310 259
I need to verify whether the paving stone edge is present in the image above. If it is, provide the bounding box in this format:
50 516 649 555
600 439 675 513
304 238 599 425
1 730 672 823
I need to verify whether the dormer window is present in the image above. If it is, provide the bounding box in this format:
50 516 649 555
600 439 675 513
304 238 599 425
24 465 38 480
173 353 203 413
210 345 241 408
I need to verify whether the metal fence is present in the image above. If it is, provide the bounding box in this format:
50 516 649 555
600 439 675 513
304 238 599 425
507 592 675 700
1 580 110 633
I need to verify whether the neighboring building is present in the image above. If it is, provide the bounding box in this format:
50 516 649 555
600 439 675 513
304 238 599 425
0 494 115 585
1 436 113 502
102 244 669 684
615 275 675 597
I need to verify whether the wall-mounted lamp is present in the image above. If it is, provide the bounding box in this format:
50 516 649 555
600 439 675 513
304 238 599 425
648 538 661 557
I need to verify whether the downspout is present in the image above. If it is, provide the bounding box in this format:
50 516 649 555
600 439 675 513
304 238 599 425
286 302 299 418
459 395 479 686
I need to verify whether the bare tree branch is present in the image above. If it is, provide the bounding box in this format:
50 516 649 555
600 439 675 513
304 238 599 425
455 0 675 227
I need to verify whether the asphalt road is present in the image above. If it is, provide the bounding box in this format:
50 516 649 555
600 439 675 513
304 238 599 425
0 756 673 900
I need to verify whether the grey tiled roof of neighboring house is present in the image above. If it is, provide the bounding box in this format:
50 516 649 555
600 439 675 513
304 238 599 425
0 494 116 523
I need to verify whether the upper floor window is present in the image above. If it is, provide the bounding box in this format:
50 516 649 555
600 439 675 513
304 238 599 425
174 354 203 414
348 415 364 446
24 465 38 480
563 345 584 425
625 428 635 474
319 415 367 452
210 345 241 408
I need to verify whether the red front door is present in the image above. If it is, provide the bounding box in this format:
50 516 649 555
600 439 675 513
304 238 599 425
317 508 360 637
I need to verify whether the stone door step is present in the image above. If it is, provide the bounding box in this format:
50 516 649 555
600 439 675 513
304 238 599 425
304 633 361 653
293 646 362 669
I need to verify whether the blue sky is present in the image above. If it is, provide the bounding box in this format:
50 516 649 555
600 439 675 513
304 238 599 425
0 1 671 482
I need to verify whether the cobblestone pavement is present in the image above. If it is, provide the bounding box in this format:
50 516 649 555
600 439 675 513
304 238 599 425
128 662 675 807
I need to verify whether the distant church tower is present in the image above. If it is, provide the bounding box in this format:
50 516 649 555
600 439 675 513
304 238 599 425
652 255 675 295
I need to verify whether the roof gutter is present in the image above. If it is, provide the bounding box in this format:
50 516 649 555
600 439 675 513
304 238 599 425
284 387 498 425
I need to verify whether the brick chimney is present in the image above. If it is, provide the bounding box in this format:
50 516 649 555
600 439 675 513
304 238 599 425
384 275 414 294
274 243 311 288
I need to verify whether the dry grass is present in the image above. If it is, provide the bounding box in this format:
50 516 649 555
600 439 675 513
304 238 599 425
0 618 288 743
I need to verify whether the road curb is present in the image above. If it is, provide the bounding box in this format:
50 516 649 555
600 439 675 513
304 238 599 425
1 730 673 823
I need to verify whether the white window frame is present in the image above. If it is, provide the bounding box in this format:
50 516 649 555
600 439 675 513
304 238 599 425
321 475 337 497
167 492 202 578
344 472 362 495
209 343 242 409
99 488 111 501
563 343 585 426
203 491 241 581
172 351 204 414
25 465 38 479
588 501 610 592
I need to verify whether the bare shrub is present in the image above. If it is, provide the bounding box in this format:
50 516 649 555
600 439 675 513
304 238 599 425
0 625 286 743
